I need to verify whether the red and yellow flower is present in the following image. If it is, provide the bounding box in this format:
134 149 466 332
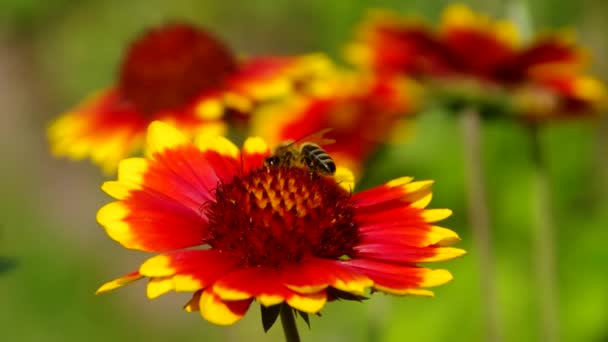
513 67 607 120
96 121 465 325
251 71 420 178
48 22 332 173
347 4 606 119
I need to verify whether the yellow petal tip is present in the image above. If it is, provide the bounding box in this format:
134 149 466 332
243 137 270 155
420 269 454 288
139 255 174 277
146 121 189 157
200 291 247 325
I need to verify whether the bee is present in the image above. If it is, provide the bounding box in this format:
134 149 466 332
264 129 336 175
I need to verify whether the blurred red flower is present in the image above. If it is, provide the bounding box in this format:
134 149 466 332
251 71 420 178
347 4 606 120
48 23 331 172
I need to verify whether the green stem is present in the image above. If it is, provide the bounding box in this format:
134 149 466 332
596 115 608 200
460 108 502 342
529 125 559 342
280 304 301 342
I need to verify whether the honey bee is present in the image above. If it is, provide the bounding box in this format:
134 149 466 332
264 129 336 175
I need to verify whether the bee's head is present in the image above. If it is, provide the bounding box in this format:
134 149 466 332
264 155 281 167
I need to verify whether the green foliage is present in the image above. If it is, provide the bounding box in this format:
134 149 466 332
1 0 607 341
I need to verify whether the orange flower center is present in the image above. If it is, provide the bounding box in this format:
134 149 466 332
205 167 359 267
119 23 238 115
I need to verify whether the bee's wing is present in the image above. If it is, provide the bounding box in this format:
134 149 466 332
296 128 335 146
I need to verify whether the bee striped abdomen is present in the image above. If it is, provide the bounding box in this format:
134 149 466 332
300 143 336 175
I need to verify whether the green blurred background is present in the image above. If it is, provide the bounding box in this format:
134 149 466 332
1 0 607 341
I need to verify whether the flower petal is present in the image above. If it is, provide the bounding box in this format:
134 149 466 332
195 135 240 160
213 267 291 306
97 201 141 250
47 90 145 173
334 167 355 192
355 205 427 237
360 223 461 247
514 34 586 74
353 177 433 208
280 258 372 296
147 276 174 299
199 288 253 325
146 121 190 157
101 158 150 199
440 4 518 76
139 250 241 291
421 208 452 222
342 259 454 295
96 271 143 294
355 243 466 263
184 290 203 312
193 135 242 180
112 189 207 251
100 128 264 251
286 291 327 313
242 137 271 172
148 145 229 208
227 54 333 101
194 98 224 120
349 10 450 75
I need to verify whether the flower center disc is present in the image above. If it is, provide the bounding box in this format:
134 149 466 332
205 167 359 267
119 23 238 115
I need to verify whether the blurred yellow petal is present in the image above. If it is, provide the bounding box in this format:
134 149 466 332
146 121 190 157
243 137 270 155
195 135 239 159
335 167 355 192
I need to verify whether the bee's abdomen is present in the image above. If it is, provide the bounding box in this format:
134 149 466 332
301 143 336 175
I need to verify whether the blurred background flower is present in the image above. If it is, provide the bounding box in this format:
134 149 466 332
346 5 606 342
347 4 606 120
47 22 332 173
1 0 608 341
251 71 420 179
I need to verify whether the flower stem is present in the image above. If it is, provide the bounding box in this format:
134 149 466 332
280 304 301 342
460 108 502 342
596 115 608 200
529 124 559 342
